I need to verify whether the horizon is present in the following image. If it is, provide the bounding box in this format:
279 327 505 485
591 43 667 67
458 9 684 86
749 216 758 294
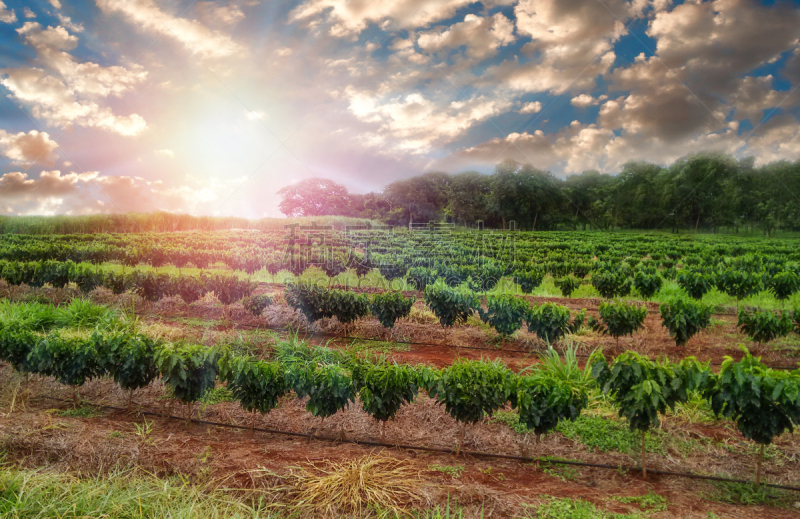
1 0 799 218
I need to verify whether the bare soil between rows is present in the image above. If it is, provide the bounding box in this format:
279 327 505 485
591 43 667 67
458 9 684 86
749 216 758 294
2 365 799 518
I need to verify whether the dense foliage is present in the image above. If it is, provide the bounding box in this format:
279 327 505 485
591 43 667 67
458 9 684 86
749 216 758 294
659 298 713 347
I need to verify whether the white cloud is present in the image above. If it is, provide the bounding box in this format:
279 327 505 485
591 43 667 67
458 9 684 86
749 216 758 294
154 149 174 158
571 94 600 108
96 0 244 59
0 1 16 24
346 89 512 154
646 0 800 93
0 130 59 166
417 13 515 61
196 2 246 26
48 0 62 9
57 14 84 33
519 101 542 114
1 22 148 136
0 170 245 215
23 7 35 18
18 22 148 98
728 75 800 124
289 0 514 37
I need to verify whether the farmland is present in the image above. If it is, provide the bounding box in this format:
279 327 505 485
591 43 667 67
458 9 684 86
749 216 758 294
1 226 800 517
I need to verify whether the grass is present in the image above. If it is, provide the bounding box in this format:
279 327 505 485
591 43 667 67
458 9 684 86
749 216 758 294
55 406 103 418
611 492 667 513
200 387 235 406
0 463 279 518
289 454 423 516
555 416 667 455
702 480 797 507
526 496 648 518
0 299 119 332
343 339 410 355
540 458 581 482
428 464 465 478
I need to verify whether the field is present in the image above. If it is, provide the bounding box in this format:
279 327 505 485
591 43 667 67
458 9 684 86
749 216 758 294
1 228 800 517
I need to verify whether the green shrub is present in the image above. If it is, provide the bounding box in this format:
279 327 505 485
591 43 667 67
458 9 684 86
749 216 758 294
659 298 713 347
514 269 544 294
427 359 516 453
706 350 800 488
220 355 289 428
591 269 631 299
737 309 793 344
526 303 572 344
424 285 479 328
598 301 647 346
479 294 529 337
677 270 714 300
554 275 580 298
242 294 273 317
633 268 662 300
369 291 415 328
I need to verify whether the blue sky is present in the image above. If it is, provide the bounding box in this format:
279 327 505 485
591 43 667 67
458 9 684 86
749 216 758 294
0 0 799 217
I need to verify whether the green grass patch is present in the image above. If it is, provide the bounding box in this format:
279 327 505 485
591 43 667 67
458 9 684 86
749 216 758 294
540 458 581 482
611 492 667 513
429 464 465 479
0 464 278 518
200 387 235 406
491 410 530 434
555 416 666 455
702 480 797 507
526 496 647 518
56 406 102 418
343 339 410 355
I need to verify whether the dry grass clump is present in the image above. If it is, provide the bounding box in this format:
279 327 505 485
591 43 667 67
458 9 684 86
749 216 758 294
405 306 438 325
288 454 425 516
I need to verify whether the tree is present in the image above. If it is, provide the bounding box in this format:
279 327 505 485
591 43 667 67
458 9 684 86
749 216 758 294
29 332 106 406
526 302 572 344
369 292 415 328
737 309 793 345
155 344 221 422
488 161 561 230
424 285 479 328
592 269 631 299
446 171 494 226
479 294 530 338
706 350 800 489
384 172 451 226
427 359 516 454
592 352 707 478
98 332 159 409
659 298 713 347
277 178 350 217
554 275 580 298
513 374 587 454
351 359 418 440
220 355 289 434
599 301 647 348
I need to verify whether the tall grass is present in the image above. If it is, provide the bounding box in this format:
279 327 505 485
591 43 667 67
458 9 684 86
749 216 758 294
0 299 118 332
0 464 277 518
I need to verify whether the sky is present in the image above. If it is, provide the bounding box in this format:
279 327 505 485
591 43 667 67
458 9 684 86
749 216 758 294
0 0 799 218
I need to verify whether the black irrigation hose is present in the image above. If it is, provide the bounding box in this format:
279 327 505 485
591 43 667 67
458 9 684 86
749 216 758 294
232 322 800 371
46 397 800 493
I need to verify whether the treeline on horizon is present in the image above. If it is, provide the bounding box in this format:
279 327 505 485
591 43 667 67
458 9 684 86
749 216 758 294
277 153 800 235
2 153 799 235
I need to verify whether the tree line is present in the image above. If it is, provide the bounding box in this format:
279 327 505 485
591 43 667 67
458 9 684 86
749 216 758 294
277 153 800 234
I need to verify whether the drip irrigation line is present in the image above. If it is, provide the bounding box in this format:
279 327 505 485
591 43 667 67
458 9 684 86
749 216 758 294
232 322 800 371
45 397 800 493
